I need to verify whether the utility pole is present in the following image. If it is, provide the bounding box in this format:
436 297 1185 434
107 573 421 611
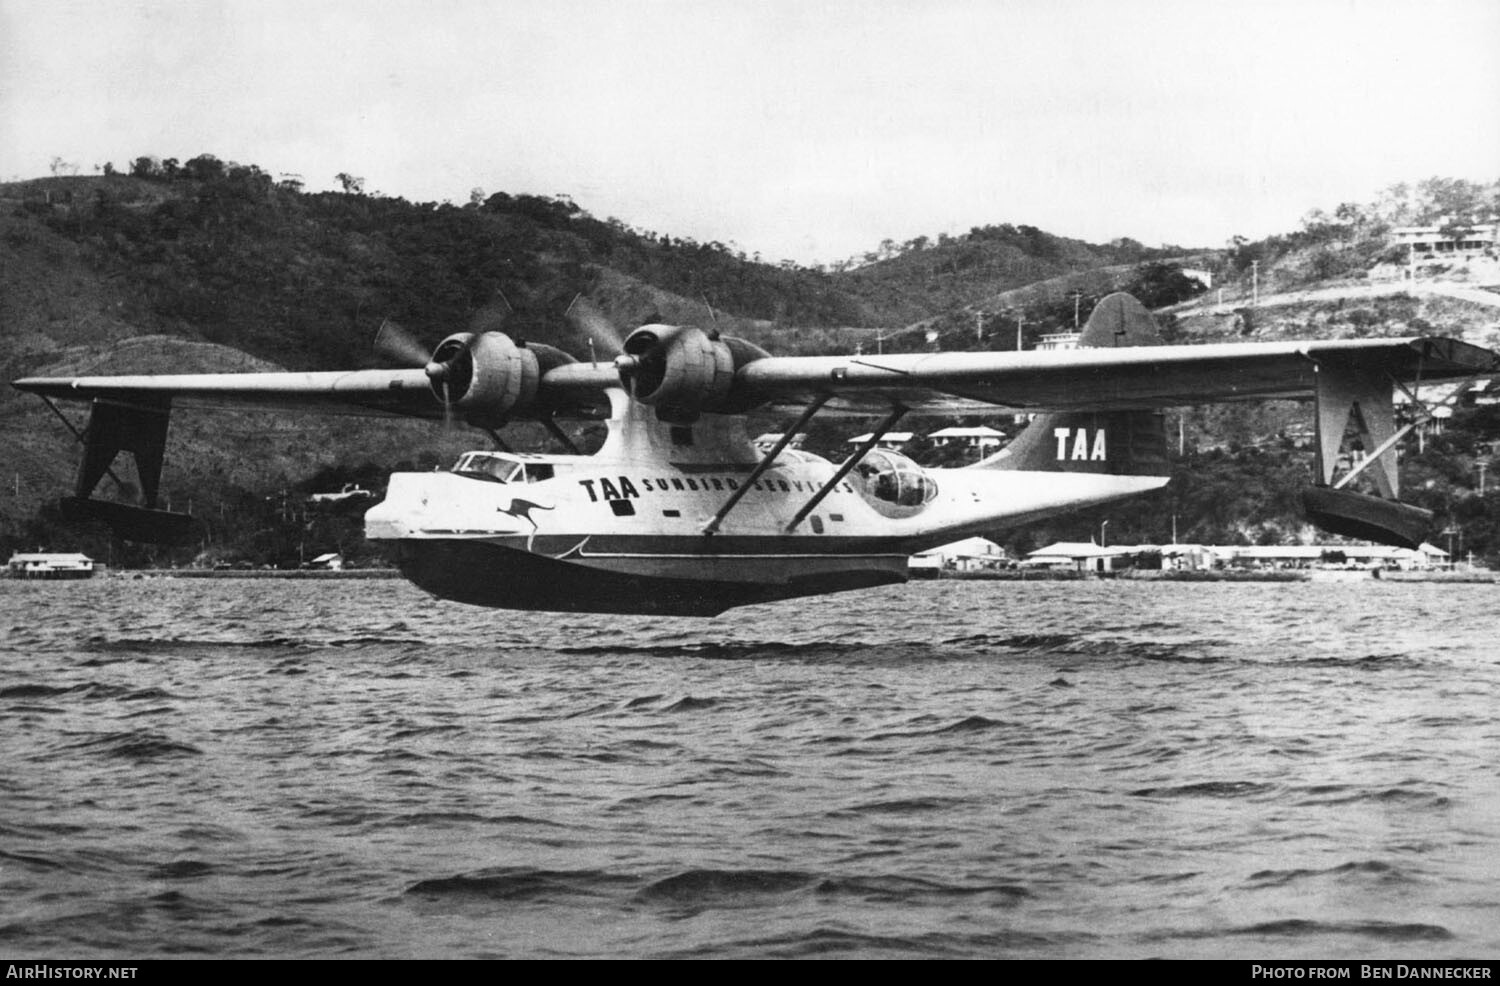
975 311 984 342
1251 260 1260 307
1072 291 1083 329
1014 313 1025 352
1478 461 1488 495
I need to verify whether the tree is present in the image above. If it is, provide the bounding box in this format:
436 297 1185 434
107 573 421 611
1124 262 1206 308
336 172 365 195
181 154 225 182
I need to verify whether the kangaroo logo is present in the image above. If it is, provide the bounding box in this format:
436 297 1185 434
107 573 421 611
498 498 554 552
498 498 554 529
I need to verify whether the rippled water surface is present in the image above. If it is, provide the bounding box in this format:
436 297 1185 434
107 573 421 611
2 576 1498 959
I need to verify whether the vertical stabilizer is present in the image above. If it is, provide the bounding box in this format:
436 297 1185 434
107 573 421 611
978 293 1170 477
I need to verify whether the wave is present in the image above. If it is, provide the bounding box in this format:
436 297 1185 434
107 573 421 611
407 867 634 902
0 682 182 702
636 868 815 905
1230 918 1453 942
1290 784 1452 809
54 729 202 761
558 641 871 661
149 859 216 879
943 631 1227 664
1129 780 1279 799
868 714 1015 741
1245 860 1417 889
827 796 968 817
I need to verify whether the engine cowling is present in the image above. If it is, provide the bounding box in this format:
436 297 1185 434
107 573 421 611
617 325 768 422
428 332 573 427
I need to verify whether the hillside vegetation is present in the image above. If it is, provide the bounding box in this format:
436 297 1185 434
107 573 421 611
3 157 1499 567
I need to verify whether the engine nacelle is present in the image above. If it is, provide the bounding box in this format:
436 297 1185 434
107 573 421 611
618 325 768 422
429 332 573 427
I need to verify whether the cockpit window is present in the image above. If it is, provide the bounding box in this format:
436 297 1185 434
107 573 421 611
851 449 937 507
452 454 557 484
452 453 523 483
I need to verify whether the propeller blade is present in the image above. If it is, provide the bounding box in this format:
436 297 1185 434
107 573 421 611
441 378 456 433
565 294 624 358
468 295 513 335
374 319 430 367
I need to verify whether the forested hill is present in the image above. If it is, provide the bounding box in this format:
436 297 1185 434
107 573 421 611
0 155 1196 379
5 157 1499 568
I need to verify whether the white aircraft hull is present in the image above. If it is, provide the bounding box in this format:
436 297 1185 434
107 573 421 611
366 456 1167 615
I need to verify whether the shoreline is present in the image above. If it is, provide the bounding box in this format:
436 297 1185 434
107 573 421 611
924 569 1500 584
107 568 406 580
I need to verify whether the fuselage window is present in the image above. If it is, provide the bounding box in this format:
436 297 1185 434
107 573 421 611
851 450 937 507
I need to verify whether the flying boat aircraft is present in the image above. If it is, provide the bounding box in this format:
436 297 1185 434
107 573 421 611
12 293 1498 615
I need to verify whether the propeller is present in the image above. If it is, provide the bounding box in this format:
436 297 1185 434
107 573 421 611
374 318 462 430
374 318 431 367
467 290 514 335
564 294 626 363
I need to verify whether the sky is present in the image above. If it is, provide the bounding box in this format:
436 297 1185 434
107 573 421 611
2 0 1497 265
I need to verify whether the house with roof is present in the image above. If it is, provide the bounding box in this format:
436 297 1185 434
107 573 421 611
1211 543 1447 571
6 552 96 579
1024 541 1140 573
847 432 914 450
910 536 1009 574
927 426 1006 452
1389 221 1499 259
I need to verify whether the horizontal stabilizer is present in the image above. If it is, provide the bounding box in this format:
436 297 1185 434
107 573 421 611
59 497 199 544
1301 487 1432 550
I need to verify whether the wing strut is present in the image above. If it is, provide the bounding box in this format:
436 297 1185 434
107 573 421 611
39 396 131 495
540 415 582 456
786 404 907 532
702 394 829 536
73 396 172 507
55 395 197 543
1302 358 1459 549
1312 361 1400 497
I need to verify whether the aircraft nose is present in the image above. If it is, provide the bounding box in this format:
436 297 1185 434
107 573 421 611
364 474 432 541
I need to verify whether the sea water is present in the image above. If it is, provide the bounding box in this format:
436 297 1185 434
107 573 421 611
2 577 1497 959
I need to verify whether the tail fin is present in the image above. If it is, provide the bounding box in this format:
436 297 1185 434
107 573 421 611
978 293 1170 476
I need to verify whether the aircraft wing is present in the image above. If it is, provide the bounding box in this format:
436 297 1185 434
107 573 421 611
12 336 1496 418
721 336 1500 413
11 368 439 416
10 365 620 419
